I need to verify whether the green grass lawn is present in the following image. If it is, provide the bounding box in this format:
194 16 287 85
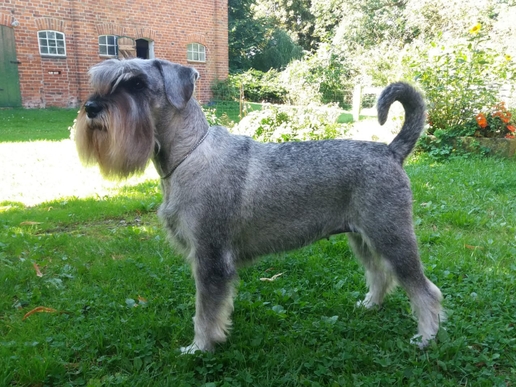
0 108 78 142
1 109 516 386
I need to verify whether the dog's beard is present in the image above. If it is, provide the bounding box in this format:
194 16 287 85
75 94 155 179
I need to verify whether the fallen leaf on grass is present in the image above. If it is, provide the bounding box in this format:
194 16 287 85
64 363 80 370
465 244 483 250
33 263 43 277
260 273 283 282
20 221 43 226
126 296 149 308
23 306 58 320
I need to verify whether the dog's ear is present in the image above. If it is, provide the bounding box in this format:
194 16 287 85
154 60 200 110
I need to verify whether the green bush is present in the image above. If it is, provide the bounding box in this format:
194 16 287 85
232 103 349 142
211 69 287 103
280 45 354 109
211 78 240 101
409 23 515 136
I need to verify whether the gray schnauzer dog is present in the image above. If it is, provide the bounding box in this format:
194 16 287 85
75 58 444 353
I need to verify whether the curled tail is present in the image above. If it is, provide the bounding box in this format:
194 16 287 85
377 82 426 164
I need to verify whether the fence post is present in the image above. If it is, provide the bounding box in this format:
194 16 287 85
239 83 244 119
352 84 362 122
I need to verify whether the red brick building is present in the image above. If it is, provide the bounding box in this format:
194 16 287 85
0 1 228 108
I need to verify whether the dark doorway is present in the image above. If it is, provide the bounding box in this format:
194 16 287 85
136 39 149 59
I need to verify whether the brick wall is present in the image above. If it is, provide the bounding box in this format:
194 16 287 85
0 0 228 108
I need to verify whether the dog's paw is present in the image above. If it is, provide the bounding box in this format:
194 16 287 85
180 343 203 355
356 299 373 309
356 294 380 309
410 334 434 349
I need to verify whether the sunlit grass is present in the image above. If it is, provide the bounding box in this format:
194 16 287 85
0 139 159 206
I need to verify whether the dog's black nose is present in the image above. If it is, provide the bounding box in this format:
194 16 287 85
84 100 102 118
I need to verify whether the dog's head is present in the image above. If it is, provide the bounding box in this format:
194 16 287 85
75 58 199 179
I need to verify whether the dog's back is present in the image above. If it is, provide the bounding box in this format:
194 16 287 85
202 130 410 259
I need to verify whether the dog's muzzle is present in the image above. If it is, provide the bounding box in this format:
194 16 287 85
84 100 103 119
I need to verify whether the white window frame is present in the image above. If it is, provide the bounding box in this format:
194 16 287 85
38 30 66 57
99 35 118 57
187 43 206 63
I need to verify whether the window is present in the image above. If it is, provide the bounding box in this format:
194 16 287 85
99 35 118 57
187 43 206 62
38 30 66 57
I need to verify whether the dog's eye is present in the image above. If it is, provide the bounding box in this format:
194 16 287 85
129 79 145 91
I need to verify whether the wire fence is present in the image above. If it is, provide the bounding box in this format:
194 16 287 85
206 82 516 128
206 85 378 125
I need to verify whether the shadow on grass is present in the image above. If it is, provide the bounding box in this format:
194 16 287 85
1 180 162 227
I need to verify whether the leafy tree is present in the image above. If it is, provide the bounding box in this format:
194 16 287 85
251 29 304 71
310 0 346 42
229 0 304 71
229 0 267 71
254 0 318 51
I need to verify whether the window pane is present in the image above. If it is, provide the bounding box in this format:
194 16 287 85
38 30 66 56
187 43 206 62
99 35 117 56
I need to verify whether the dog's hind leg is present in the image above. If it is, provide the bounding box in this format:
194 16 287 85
181 250 237 354
348 233 397 308
361 226 444 348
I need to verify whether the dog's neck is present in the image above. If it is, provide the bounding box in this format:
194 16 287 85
152 98 210 179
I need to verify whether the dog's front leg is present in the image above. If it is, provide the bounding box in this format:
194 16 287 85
181 251 237 354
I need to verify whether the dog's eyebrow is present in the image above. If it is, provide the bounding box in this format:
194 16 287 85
110 71 147 94
110 72 134 93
